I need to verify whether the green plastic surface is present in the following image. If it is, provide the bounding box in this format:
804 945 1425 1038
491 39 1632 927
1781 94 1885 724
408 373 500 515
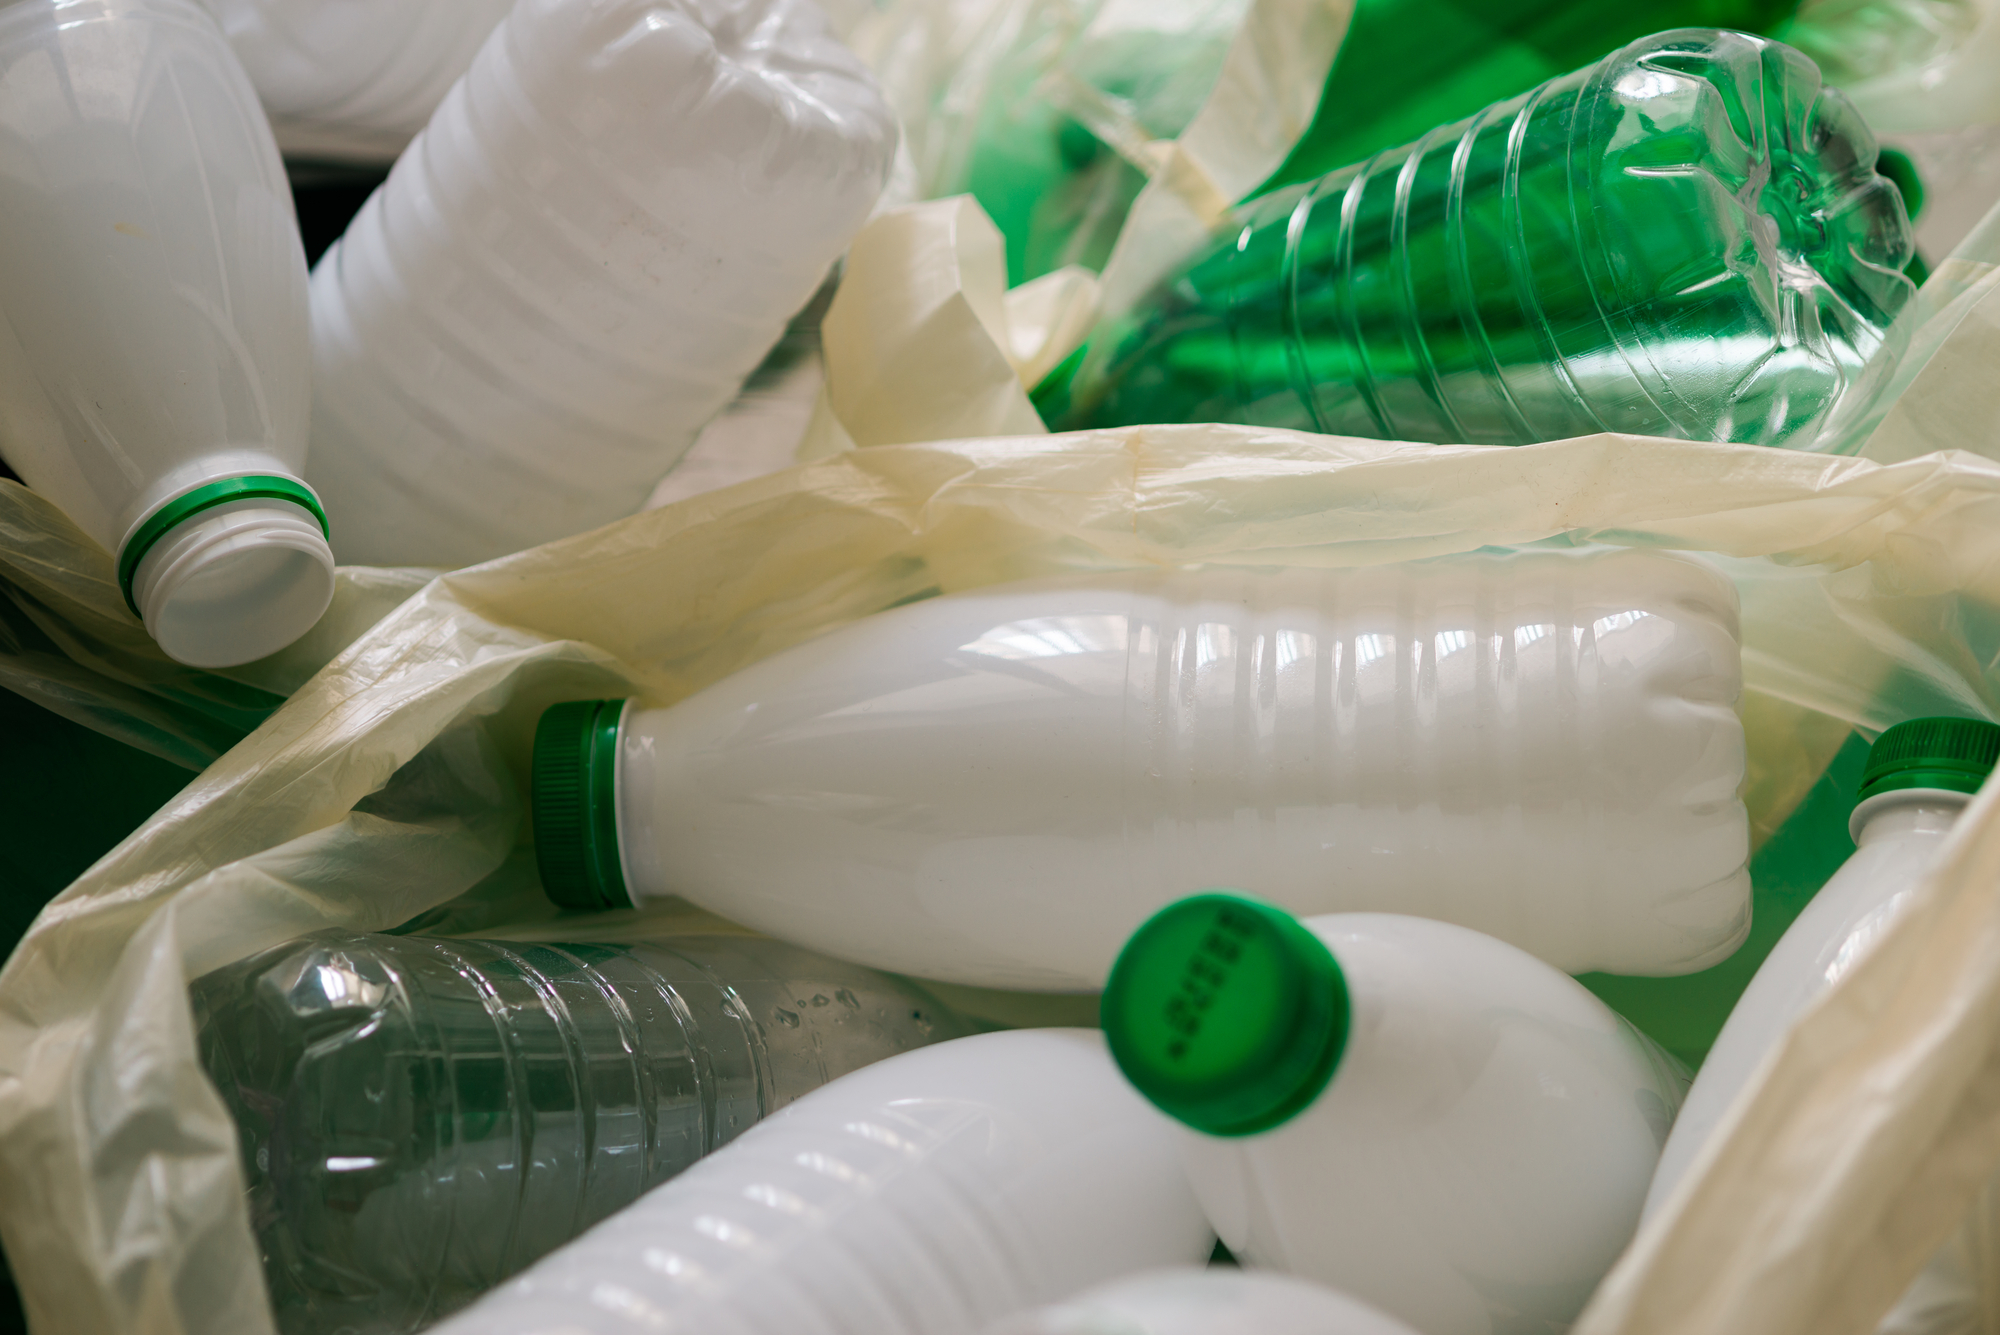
1103 892 1350 1137
116 476 328 618
1263 0 1800 193
1858 717 2000 802
530 699 632 912
1052 30 1913 452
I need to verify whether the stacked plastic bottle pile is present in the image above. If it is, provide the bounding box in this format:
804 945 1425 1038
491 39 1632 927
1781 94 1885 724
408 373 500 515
0 0 1934 672
0 0 1990 1331
191 534 2000 1334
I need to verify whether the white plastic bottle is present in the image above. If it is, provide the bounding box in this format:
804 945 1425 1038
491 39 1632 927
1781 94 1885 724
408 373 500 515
0 0 333 668
979 1268 1422 1335
1101 895 1688 1335
196 0 511 162
306 0 898 569
1643 716 2000 1220
530 548 1749 989
424 1029 1216 1335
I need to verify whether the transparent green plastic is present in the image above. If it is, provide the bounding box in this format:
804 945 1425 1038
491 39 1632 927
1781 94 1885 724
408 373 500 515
1051 29 1915 450
193 931 968 1334
1265 0 1802 192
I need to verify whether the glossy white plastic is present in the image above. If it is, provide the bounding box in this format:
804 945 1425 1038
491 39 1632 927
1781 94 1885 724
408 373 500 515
980 1268 1422 1335
0 0 331 667
1643 787 1974 1220
1175 913 1685 1335
197 0 511 161
426 1029 1215 1335
306 0 897 568
613 548 1749 988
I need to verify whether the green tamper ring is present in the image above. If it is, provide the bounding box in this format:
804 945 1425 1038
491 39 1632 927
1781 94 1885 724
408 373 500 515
117 475 329 617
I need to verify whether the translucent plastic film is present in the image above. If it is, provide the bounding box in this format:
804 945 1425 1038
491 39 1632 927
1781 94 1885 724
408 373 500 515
0 480 425 769
854 0 1349 286
1821 197 2000 463
7 423 2000 1333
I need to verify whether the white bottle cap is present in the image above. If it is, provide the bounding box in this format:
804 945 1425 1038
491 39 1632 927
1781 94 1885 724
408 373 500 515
121 477 336 669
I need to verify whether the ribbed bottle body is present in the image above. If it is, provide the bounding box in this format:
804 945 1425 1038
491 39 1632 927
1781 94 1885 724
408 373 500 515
305 0 896 568
1267 0 1803 189
192 931 964 1335
1058 28 1913 449
426 1030 1215 1335
198 0 511 159
622 547 1748 988
981 1267 1423 1335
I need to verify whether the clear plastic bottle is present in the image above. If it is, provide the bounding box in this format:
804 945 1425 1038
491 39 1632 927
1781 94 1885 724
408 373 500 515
1102 894 1689 1335
1642 716 2000 1219
0 0 333 668
192 930 969 1335
196 0 512 162
425 1029 1216 1335
979 1268 1423 1335
1264 0 1802 191
1046 29 1915 451
305 0 898 569
530 547 1749 989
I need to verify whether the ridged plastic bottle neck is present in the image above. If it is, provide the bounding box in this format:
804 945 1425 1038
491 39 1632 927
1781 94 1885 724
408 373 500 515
126 481 335 668
1849 788 1972 846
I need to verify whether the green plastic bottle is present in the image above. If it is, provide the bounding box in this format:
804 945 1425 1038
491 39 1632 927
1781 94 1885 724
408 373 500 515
1045 29 1915 450
1265 0 1803 192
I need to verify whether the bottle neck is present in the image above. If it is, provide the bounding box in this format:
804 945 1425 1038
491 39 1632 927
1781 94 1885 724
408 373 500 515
1850 788 1974 847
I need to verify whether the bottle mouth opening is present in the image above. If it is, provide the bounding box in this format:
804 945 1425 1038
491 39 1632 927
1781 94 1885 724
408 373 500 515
123 477 335 668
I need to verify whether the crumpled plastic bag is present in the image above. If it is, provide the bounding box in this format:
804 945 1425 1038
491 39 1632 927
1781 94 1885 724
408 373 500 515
8 419 2000 1334
0 485 428 770
1820 197 2000 464
852 0 1347 284
1575 716 2000 1335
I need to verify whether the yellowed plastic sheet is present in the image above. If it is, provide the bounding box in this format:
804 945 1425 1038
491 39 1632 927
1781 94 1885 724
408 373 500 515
1814 197 2000 463
0 484 426 769
1575 741 2000 1335
7 424 2000 1333
852 0 1348 286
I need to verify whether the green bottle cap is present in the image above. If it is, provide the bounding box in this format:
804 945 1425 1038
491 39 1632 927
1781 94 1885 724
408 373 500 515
1858 717 2000 804
1102 892 1349 1138
531 699 633 911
